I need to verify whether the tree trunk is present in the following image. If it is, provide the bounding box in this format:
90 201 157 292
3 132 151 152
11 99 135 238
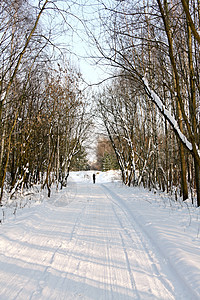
42 143 56 197
158 0 188 200
179 142 188 200
187 10 200 206
0 115 18 202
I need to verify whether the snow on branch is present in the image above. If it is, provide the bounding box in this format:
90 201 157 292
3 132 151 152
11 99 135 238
142 77 193 152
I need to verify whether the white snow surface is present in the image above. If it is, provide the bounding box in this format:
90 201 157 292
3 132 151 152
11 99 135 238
0 170 199 299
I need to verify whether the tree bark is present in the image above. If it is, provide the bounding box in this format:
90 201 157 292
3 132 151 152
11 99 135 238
156 0 188 200
187 9 200 205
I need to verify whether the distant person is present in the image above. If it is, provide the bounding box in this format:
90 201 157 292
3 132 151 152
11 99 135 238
93 173 96 184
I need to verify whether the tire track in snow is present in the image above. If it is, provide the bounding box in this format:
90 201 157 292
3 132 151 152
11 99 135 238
110 200 175 299
106 198 141 298
53 187 94 298
60 184 137 299
102 184 198 300
118 230 140 299
69 203 87 242
1 181 197 299
29 240 63 299
104 236 115 299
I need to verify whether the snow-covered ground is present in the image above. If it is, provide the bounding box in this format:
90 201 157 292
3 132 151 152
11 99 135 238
0 170 199 299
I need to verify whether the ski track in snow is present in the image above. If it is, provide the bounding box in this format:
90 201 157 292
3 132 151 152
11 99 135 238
0 180 199 299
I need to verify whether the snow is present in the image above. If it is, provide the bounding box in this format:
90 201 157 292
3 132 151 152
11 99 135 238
142 77 194 152
0 171 199 299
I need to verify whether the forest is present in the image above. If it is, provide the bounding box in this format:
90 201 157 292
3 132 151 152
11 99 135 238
1 0 200 206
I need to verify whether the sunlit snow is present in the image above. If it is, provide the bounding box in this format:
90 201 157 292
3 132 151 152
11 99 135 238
0 171 199 299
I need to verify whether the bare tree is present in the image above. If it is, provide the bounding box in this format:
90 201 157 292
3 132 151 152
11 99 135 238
85 0 200 205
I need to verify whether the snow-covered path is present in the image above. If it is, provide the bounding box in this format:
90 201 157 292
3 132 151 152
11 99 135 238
0 177 199 299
